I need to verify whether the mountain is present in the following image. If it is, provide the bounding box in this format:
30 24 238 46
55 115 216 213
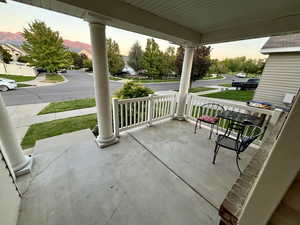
0 31 91 53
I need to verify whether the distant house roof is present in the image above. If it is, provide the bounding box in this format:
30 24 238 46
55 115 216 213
261 33 300 54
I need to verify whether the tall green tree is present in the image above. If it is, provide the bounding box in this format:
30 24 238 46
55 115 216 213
175 46 212 87
106 38 125 75
0 46 12 63
70 52 84 69
22 20 72 72
141 38 163 78
128 41 143 71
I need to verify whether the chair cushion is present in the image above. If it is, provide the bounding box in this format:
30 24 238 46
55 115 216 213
198 115 219 124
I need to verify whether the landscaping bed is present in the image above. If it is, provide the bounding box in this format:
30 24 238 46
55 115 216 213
21 114 97 149
17 83 33 87
202 90 254 102
43 73 64 83
38 98 96 115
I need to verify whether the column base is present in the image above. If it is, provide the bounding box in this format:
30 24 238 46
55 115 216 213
96 135 119 148
14 155 33 177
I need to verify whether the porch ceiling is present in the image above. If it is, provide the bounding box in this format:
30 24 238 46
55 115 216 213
11 0 300 45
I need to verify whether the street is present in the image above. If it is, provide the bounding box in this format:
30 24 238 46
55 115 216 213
1 70 242 106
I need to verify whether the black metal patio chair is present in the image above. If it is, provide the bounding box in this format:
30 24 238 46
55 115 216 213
212 125 264 173
194 103 225 139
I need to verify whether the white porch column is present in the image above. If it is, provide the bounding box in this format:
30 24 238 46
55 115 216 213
88 22 118 148
0 95 32 176
175 47 194 120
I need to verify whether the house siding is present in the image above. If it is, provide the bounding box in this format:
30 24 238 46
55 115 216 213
253 53 300 107
268 172 300 225
0 151 21 225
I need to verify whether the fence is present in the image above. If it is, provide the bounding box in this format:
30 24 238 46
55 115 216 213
112 93 281 144
113 94 177 137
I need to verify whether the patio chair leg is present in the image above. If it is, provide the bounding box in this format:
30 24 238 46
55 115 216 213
194 119 199 134
212 145 220 164
236 154 242 174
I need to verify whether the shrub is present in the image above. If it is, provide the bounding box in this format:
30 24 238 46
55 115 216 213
115 81 154 99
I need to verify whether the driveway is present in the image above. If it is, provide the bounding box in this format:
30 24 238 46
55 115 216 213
1 70 244 106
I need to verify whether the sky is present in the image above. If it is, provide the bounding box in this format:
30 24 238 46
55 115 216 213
0 0 269 59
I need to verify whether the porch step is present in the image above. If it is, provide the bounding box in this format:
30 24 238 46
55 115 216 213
33 129 96 155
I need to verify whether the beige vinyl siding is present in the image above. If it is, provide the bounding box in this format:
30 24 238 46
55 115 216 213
268 172 300 225
254 53 300 107
0 151 21 225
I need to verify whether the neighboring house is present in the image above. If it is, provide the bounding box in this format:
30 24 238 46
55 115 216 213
122 55 136 75
253 33 300 108
79 49 92 59
0 43 26 61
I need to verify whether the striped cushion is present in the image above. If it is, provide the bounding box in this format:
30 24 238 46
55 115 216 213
198 115 219 124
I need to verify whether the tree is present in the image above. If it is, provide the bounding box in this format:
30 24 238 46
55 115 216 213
128 41 143 71
106 38 124 75
161 46 176 76
17 55 30 63
175 46 212 87
22 20 72 72
0 46 12 63
209 59 229 75
70 51 84 69
140 38 163 78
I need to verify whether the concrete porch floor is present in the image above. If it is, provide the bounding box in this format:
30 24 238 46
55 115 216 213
16 120 257 225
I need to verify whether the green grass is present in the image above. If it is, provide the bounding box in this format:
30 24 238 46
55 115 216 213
43 73 64 83
0 74 36 82
21 114 97 149
126 77 180 83
202 90 254 102
189 86 217 93
38 98 96 115
17 83 33 87
109 76 122 81
202 75 224 80
218 83 232 87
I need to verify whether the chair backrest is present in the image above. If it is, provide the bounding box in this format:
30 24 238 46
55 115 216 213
200 103 225 118
239 125 264 152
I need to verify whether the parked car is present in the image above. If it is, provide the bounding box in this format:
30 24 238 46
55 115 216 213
0 78 17 92
235 72 247 78
232 78 260 90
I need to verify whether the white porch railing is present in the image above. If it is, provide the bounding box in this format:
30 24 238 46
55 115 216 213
185 94 278 144
112 94 177 137
112 93 281 144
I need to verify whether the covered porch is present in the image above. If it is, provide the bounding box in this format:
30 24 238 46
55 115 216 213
17 120 257 225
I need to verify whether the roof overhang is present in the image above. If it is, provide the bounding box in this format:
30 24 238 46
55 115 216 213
261 47 300 54
9 0 300 45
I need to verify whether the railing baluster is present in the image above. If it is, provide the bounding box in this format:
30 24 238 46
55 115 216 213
125 103 128 127
137 101 141 124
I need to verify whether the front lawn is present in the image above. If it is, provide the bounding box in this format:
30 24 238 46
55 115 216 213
202 75 224 80
218 83 232 87
109 76 122 81
202 90 254 102
17 83 33 87
0 74 36 82
189 86 217 93
38 98 96 115
43 73 64 83
132 78 180 83
21 114 97 149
